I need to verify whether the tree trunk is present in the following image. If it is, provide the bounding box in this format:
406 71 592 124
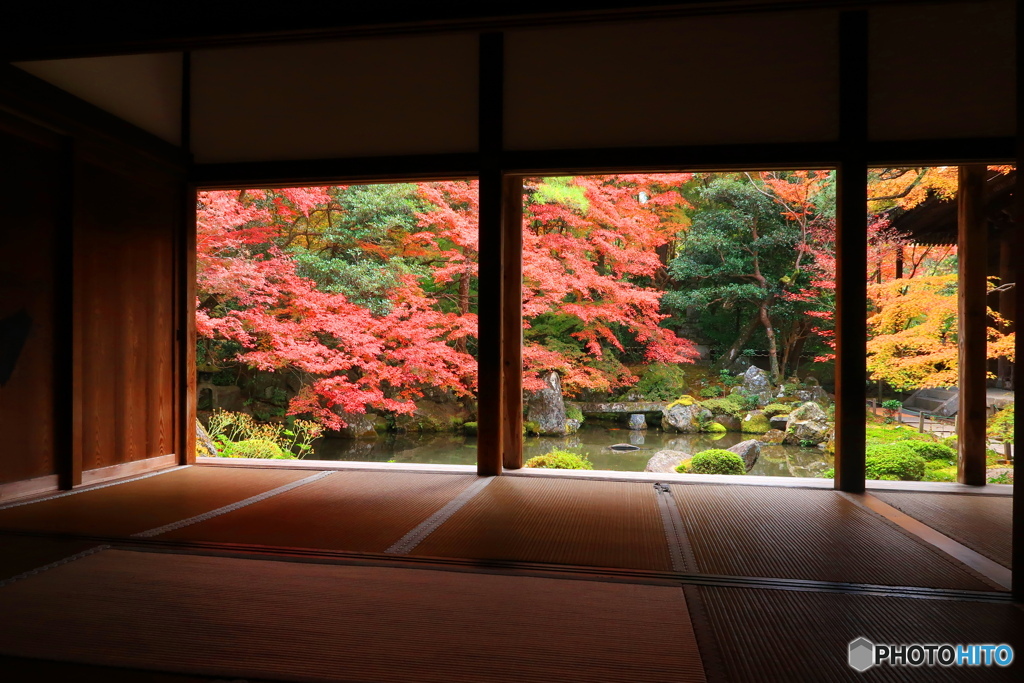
454 267 471 355
760 301 780 382
713 309 761 371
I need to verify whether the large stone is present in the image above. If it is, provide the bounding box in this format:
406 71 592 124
645 449 691 473
628 413 647 430
760 428 786 444
526 371 569 436
783 402 832 445
662 398 713 433
769 415 790 431
788 401 828 423
195 419 219 457
713 414 742 431
333 409 378 439
784 420 832 446
742 365 771 392
395 400 474 433
795 386 833 407
727 439 761 471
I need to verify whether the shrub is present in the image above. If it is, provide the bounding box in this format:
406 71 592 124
988 471 1013 484
666 395 697 409
881 399 902 423
220 438 291 459
740 411 770 434
524 449 594 470
762 403 791 418
523 421 541 436
864 425 936 446
864 444 926 481
631 362 689 401
899 440 955 461
565 405 584 423
718 369 741 387
988 403 1014 444
940 435 958 450
699 385 725 398
706 422 727 433
923 468 956 482
463 421 478 435
686 449 745 475
820 468 835 478
700 395 746 417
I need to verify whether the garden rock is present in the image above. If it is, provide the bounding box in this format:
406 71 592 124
645 449 691 473
713 414 742 431
565 418 582 435
662 400 713 433
526 371 569 436
742 365 770 391
628 413 647 430
760 428 786 444
788 401 827 423
727 439 761 471
784 402 831 445
796 386 833 407
333 409 378 439
769 415 790 430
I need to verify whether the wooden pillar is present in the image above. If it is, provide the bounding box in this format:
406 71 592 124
502 174 523 469
58 137 81 489
1011 0 1023 603
997 229 1014 388
834 11 868 493
957 165 988 486
476 32 504 477
177 54 197 466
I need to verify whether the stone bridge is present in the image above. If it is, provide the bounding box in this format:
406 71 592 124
569 401 668 415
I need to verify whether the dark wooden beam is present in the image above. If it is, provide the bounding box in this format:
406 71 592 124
1014 0 1024 602
476 32 505 477
502 174 524 469
57 137 80 489
834 10 868 493
178 184 198 466
956 164 988 486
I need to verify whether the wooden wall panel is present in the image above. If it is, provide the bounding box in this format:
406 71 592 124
75 147 179 470
0 119 61 485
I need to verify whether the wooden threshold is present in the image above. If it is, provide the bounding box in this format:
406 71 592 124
80 454 178 487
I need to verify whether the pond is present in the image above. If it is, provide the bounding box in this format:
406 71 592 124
314 424 833 477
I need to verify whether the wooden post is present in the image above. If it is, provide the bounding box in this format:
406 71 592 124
1014 6 1024 600
918 411 925 434
834 11 868 493
997 229 1014 388
58 136 81 489
178 184 197 465
475 32 504 477
957 164 988 486
502 174 523 469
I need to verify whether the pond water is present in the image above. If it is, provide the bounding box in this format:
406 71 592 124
314 424 833 477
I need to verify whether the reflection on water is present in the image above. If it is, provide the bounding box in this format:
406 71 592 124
314 424 832 477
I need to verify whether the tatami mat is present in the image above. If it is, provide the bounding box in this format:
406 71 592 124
671 485 995 590
157 471 478 553
0 467 312 537
872 491 1013 568
412 476 673 570
0 533 99 581
692 585 1023 682
0 549 706 683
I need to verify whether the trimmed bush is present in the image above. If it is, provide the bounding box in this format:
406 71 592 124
761 403 791 418
666 395 697 408
220 438 291 459
899 440 955 462
524 449 594 470
864 425 935 445
740 411 771 434
923 467 956 482
630 362 689 401
699 395 746 418
699 385 725 398
462 421 478 435
864 443 926 481
685 449 745 475
565 405 584 423
706 422 727 433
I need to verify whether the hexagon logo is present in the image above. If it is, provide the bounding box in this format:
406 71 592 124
849 637 875 672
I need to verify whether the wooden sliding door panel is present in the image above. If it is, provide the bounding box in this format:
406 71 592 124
0 121 61 484
75 148 178 469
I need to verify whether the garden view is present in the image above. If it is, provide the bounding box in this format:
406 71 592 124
195 168 1014 484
